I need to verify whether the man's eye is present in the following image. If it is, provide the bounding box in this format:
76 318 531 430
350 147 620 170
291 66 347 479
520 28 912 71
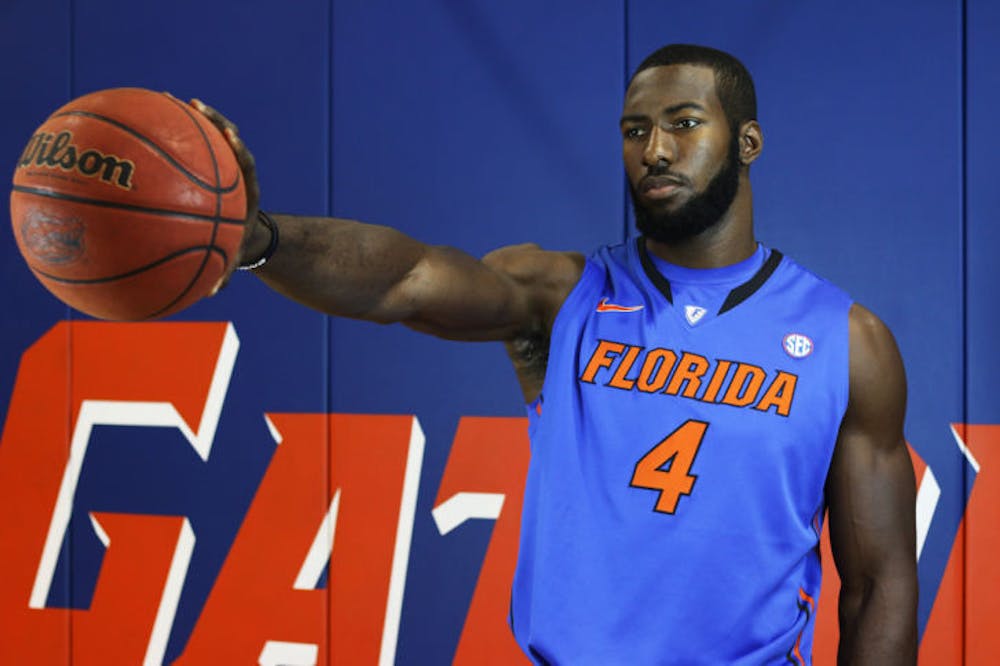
624 127 646 140
674 118 701 130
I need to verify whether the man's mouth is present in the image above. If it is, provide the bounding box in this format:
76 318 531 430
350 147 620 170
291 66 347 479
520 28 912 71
640 175 686 199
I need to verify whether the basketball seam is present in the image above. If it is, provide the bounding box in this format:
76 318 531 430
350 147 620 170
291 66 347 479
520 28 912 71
51 109 241 194
12 185 244 225
30 245 228 285
145 95 230 319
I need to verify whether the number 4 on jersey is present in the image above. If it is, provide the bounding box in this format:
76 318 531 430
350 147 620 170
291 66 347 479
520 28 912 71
630 420 709 514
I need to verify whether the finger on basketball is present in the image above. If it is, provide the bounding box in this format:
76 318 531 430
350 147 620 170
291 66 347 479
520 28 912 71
186 99 261 270
220 129 260 214
224 128 255 171
187 101 259 213
190 98 240 136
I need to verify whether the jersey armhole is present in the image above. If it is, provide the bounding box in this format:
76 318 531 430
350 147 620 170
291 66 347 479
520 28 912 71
528 257 605 411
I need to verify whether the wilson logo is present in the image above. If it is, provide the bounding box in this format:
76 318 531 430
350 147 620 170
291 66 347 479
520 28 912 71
17 130 135 190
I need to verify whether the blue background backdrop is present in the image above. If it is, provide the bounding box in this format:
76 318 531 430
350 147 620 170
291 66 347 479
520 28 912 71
0 0 995 663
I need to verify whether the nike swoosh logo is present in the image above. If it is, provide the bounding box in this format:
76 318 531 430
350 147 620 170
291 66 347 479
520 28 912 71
596 298 644 313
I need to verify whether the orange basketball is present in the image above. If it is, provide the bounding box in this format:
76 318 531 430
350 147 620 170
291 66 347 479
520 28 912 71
10 88 246 320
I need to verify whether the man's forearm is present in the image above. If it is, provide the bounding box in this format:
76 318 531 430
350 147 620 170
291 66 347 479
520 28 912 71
837 577 917 665
250 213 429 321
243 213 532 338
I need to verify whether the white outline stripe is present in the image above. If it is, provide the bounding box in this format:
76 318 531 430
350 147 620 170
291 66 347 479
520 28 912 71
258 640 318 666
192 324 239 461
914 467 940 559
431 492 506 536
144 518 195 666
264 414 284 446
950 425 981 473
293 489 340 591
378 417 425 666
89 512 110 548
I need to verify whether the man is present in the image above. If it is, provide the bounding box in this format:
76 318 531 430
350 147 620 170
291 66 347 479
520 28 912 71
198 44 917 664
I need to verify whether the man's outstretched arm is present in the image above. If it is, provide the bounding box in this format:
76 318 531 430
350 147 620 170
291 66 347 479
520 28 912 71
826 304 918 665
196 100 584 343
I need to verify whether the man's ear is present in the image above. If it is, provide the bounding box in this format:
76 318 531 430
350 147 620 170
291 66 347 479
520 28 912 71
738 120 763 166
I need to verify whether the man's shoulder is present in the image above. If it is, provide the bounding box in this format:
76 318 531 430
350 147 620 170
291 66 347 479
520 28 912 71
767 248 855 307
483 243 587 288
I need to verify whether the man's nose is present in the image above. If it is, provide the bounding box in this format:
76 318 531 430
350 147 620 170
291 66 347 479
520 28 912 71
642 125 675 167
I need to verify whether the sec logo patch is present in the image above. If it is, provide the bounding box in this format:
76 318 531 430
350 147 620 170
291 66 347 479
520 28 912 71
782 333 813 359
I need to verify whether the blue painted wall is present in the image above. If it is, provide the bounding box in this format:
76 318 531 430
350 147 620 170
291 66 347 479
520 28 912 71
1 0 995 663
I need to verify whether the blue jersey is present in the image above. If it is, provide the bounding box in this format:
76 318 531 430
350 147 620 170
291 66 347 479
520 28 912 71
511 239 852 665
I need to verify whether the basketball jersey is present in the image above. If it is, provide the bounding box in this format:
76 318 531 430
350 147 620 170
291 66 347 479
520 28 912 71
510 239 853 665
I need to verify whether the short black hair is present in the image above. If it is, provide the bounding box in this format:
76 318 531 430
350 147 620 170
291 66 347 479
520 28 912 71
631 44 757 130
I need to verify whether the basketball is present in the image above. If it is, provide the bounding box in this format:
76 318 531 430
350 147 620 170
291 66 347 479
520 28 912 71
10 88 246 320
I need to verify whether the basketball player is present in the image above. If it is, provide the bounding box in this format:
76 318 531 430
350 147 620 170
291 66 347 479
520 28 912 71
197 44 917 664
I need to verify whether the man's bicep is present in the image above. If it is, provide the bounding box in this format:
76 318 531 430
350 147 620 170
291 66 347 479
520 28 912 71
827 304 916 590
826 427 916 584
392 244 583 341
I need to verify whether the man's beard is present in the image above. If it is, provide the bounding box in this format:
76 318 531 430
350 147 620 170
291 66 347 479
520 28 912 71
632 139 741 244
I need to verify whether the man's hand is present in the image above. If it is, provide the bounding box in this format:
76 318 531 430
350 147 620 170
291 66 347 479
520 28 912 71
189 98 264 291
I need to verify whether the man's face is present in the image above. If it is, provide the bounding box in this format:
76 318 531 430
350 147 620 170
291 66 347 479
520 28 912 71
620 64 740 243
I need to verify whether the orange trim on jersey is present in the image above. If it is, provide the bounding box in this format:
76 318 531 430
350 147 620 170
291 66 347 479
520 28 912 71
799 587 816 614
792 632 806 666
788 586 816 666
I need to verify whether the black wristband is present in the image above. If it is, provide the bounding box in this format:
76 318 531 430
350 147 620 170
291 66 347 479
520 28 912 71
237 210 279 271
